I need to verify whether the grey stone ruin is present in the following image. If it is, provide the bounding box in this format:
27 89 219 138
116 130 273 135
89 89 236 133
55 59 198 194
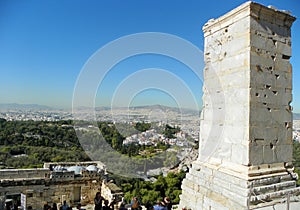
179 1 299 209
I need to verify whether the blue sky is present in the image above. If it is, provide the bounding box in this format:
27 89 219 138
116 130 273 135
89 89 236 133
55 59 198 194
0 0 299 112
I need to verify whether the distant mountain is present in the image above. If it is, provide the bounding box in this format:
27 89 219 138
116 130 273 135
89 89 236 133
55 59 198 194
128 104 200 115
294 113 300 120
0 103 53 111
1 103 297 120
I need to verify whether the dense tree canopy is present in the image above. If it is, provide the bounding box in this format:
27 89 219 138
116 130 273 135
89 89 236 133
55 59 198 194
0 119 90 168
111 170 186 205
163 124 180 139
0 119 179 169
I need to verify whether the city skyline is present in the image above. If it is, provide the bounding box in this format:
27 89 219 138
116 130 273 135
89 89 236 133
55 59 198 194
0 0 299 112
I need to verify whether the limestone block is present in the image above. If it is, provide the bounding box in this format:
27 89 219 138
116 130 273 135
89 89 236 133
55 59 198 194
181 184 197 197
263 145 276 163
274 144 293 162
250 107 272 123
185 172 194 181
219 53 249 73
274 58 291 72
250 53 274 69
284 71 292 83
250 126 264 141
276 41 291 56
202 92 226 108
250 18 289 37
203 78 219 93
251 72 268 89
223 125 248 145
199 121 214 139
272 90 292 105
219 35 250 58
255 201 300 210
249 144 264 165
203 9 249 36
183 178 195 190
224 173 249 189
271 109 292 123
203 196 230 210
250 34 276 52
263 127 278 142
271 109 283 122
226 17 250 35
250 71 275 88
225 105 249 125
221 187 249 206
276 130 291 145
229 182 250 197
224 89 249 108
209 141 232 161
200 121 223 141
200 165 214 176
231 144 249 165
261 20 289 37
212 177 231 192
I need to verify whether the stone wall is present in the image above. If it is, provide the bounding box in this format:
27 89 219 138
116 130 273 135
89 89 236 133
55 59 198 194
248 4 294 166
0 168 50 180
0 162 105 210
1 180 101 209
179 2 299 209
101 181 123 204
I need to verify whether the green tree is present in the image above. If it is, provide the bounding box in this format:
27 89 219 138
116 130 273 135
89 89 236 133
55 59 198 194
135 122 151 132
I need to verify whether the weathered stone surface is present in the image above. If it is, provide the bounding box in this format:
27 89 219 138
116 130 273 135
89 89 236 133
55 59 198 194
179 2 298 209
0 161 115 210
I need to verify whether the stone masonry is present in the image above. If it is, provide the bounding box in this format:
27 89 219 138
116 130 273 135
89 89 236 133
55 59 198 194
179 2 298 209
0 161 106 210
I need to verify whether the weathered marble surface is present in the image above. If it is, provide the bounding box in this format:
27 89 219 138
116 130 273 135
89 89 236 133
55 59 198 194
179 2 299 209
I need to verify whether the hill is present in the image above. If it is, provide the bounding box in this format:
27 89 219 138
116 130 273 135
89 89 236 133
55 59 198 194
294 113 300 120
0 103 53 111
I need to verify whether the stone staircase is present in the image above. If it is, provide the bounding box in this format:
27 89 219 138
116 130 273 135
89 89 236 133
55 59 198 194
249 174 300 208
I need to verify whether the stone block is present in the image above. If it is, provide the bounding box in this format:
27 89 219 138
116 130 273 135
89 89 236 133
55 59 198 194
250 53 274 68
203 9 249 36
225 105 249 125
224 87 249 104
229 183 250 197
250 126 264 142
274 144 293 162
221 187 249 206
274 58 291 72
251 18 289 37
223 125 248 145
203 196 230 210
231 144 248 165
276 41 292 56
221 35 250 55
183 179 195 190
212 176 231 191
249 144 264 165
220 53 249 72
250 34 276 52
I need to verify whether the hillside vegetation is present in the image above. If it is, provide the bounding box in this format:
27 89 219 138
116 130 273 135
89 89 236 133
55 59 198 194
0 119 182 169
0 118 186 204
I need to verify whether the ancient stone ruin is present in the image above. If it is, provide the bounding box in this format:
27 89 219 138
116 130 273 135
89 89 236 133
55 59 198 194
0 161 123 210
179 2 299 209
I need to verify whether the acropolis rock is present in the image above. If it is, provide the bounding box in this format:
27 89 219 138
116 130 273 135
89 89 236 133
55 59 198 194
179 2 299 209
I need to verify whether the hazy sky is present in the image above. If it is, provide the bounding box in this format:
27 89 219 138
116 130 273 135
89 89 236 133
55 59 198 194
0 0 299 112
